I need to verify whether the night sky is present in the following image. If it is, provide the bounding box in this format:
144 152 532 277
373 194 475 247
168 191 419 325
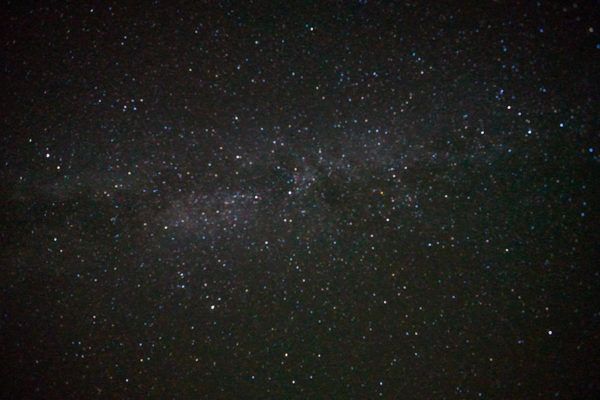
2 1 599 398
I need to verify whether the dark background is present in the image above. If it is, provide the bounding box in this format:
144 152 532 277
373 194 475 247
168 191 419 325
1 1 599 398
